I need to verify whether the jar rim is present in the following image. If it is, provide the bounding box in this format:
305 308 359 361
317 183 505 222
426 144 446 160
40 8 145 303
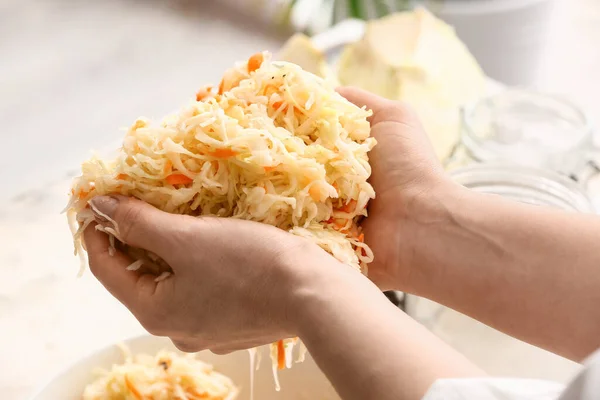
449 163 594 213
461 88 593 163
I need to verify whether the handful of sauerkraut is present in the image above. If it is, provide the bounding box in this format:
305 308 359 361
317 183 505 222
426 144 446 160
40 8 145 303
67 51 375 276
82 345 238 400
66 51 376 381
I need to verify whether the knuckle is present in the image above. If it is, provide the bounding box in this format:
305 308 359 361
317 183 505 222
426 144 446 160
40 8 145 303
210 347 233 356
117 204 145 243
172 339 204 353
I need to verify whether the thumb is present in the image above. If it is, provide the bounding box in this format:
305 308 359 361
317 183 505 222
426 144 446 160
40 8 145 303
337 86 390 117
337 86 422 128
89 195 181 257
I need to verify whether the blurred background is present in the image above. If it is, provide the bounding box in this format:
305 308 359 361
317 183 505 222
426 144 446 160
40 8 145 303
1 0 599 398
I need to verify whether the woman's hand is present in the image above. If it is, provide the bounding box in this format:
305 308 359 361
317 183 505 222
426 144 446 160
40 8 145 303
84 195 348 354
338 87 452 291
340 88 600 361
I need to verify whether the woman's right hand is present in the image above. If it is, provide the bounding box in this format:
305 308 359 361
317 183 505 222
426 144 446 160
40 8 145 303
338 87 455 291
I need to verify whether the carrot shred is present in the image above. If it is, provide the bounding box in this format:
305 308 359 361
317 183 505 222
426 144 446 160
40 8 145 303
338 199 357 213
166 173 193 186
164 160 173 175
264 165 277 172
357 233 365 243
272 101 290 113
116 173 128 180
277 340 286 370
247 52 264 73
187 387 210 398
332 218 349 233
263 84 280 95
75 181 96 199
218 70 243 94
332 182 339 194
208 148 238 158
124 374 144 400
195 86 213 101
131 120 146 131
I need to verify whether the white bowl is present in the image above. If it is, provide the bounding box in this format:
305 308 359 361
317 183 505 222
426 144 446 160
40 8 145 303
31 334 340 400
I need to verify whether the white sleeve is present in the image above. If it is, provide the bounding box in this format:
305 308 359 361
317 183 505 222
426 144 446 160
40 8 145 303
422 350 600 400
558 350 600 400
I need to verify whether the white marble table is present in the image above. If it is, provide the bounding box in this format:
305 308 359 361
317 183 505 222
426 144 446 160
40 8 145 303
1 0 598 398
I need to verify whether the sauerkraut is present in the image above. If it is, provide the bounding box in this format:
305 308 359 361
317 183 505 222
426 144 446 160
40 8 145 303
67 51 375 274
82 345 238 400
66 51 376 380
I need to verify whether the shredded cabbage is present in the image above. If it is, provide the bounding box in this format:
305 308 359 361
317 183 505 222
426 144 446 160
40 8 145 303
67 51 375 274
66 51 376 382
82 344 238 400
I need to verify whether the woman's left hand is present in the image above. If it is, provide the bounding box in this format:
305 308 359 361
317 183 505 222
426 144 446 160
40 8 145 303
84 195 348 354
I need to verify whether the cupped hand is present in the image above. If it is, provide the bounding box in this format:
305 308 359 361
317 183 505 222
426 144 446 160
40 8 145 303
84 195 345 354
338 87 452 291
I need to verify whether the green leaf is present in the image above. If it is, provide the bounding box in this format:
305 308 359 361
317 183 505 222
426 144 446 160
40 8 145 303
347 0 363 19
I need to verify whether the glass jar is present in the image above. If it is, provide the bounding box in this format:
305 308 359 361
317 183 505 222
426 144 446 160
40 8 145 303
445 89 599 185
450 163 594 213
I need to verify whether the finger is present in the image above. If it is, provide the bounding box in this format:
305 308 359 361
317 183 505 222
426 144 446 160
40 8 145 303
171 338 208 353
337 86 390 115
337 86 421 127
89 195 185 260
211 348 235 356
85 222 159 311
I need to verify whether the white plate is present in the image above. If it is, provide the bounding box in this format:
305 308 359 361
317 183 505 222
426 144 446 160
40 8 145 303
30 334 339 400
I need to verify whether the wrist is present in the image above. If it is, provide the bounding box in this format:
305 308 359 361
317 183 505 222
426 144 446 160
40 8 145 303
288 254 375 340
400 178 472 295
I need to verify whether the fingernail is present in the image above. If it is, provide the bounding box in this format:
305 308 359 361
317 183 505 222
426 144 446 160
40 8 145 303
89 196 119 221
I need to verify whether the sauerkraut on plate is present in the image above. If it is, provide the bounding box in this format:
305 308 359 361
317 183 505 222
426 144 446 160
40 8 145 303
82 344 238 400
66 51 376 378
